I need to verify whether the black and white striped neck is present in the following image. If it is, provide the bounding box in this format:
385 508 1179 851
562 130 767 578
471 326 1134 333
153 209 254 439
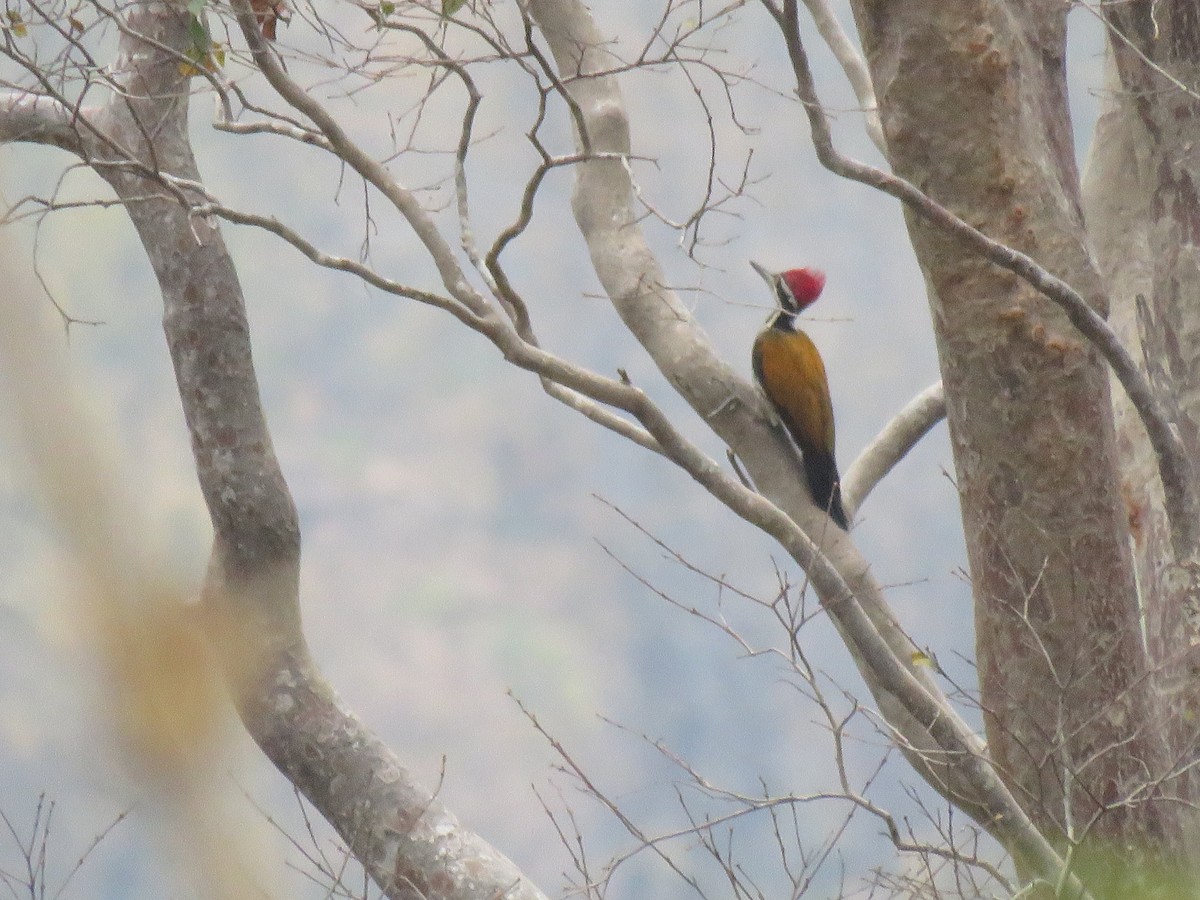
768 309 799 333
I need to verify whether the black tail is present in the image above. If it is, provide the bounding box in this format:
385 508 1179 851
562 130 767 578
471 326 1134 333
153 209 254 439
801 444 849 530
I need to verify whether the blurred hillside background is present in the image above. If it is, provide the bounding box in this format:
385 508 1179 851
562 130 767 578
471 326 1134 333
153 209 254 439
0 3 1105 897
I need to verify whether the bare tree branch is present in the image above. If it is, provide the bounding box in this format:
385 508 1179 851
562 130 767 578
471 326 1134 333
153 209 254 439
843 381 945 515
798 0 885 155
0 4 559 898
0 91 82 150
195 186 667 453
233 0 488 319
5 0 1180 893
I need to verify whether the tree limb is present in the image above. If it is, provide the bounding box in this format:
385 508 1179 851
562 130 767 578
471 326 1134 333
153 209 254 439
0 91 82 152
842 381 945 515
4 4 554 898
193 190 666 453
798 0 885 155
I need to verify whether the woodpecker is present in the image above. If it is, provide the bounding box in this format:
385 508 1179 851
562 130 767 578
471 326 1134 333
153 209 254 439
751 261 849 530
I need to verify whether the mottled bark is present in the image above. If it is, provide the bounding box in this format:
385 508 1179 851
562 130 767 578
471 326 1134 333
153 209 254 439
851 0 1181 884
1082 1 1200 804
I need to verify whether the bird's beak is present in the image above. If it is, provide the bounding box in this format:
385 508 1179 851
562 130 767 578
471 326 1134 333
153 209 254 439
749 260 775 288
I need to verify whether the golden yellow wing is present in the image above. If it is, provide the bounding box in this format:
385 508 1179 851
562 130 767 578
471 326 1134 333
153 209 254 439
753 328 835 455
753 327 847 528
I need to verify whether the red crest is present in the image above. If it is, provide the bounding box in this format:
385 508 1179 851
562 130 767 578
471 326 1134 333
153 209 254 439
780 268 826 308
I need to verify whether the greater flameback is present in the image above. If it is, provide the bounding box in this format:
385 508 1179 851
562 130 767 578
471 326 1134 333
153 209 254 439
751 261 848 530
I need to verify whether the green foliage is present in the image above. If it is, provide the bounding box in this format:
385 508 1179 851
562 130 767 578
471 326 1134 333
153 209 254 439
5 9 27 37
1058 839 1200 900
180 6 225 76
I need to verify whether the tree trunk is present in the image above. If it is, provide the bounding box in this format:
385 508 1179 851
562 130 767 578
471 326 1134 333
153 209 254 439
1081 0 1200 871
852 0 1184 886
1083 0 1200 724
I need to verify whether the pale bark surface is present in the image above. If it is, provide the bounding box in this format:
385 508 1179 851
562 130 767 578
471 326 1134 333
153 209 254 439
851 0 1184 878
1083 1 1200 786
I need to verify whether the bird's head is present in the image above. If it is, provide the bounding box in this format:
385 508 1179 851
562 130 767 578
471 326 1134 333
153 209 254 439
751 261 826 314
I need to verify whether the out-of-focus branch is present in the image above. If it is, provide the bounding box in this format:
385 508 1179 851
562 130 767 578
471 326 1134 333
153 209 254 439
763 0 1199 562
0 92 82 151
842 381 945 514
0 183 263 900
